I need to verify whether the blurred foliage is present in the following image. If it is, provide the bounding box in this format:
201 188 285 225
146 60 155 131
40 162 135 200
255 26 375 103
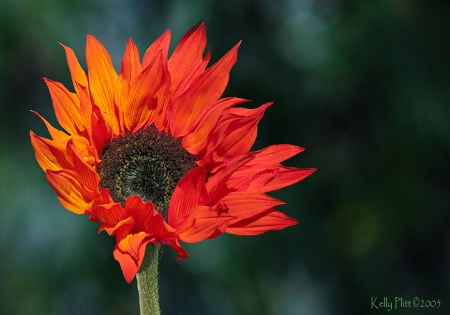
1 0 449 314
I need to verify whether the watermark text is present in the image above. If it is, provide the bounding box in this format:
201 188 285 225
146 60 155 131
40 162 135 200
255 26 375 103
370 297 441 311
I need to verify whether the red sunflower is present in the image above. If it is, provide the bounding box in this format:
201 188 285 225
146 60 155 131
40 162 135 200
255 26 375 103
30 23 315 283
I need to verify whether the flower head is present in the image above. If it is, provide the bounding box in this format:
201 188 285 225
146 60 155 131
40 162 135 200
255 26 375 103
30 23 315 283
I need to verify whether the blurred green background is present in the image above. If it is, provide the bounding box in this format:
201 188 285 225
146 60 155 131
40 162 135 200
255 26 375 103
1 0 449 314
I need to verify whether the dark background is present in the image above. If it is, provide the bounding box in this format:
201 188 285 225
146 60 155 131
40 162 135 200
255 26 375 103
1 0 449 314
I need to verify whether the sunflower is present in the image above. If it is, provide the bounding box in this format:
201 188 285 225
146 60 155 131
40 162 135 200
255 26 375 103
30 22 315 283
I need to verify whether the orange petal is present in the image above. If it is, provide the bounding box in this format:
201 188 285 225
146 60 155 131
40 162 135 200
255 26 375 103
176 206 234 243
60 43 88 96
168 167 207 228
114 39 142 132
44 78 85 136
169 42 240 137
124 51 170 132
73 82 95 139
67 140 100 192
113 75 129 133
30 131 72 172
46 169 95 214
226 209 298 235
113 232 152 283
86 35 120 135
30 110 69 142
70 133 100 166
120 38 142 82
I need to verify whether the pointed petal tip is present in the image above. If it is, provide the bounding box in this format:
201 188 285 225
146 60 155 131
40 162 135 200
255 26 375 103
42 77 53 83
125 37 135 47
228 41 242 55
86 34 104 48
193 20 206 30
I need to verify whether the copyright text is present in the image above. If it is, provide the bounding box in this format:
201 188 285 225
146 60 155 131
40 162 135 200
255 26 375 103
370 296 441 311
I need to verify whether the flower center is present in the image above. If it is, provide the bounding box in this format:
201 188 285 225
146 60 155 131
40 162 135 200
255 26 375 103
98 126 196 215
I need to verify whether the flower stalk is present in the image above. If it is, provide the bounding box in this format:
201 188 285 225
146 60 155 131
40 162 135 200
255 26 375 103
136 245 162 315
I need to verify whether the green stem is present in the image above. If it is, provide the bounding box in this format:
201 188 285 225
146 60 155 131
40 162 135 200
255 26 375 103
136 244 162 315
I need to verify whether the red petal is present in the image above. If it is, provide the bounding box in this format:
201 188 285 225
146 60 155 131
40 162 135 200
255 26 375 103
91 104 111 151
231 169 277 192
166 239 189 260
218 192 285 221
258 167 316 192
107 218 136 239
176 206 234 243
231 167 316 193
251 144 305 164
95 202 129 229
121 196 189 260
171 50 210 99
204 155 254 202
142 29 171 69
123 196 181 242
224 144 316 192
226 209 298 235
88 188 114 221
168 22 207 91
113 232 152 283
124 196 158 230
182 98 249 155
214 102 271 160
168 167 207 228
